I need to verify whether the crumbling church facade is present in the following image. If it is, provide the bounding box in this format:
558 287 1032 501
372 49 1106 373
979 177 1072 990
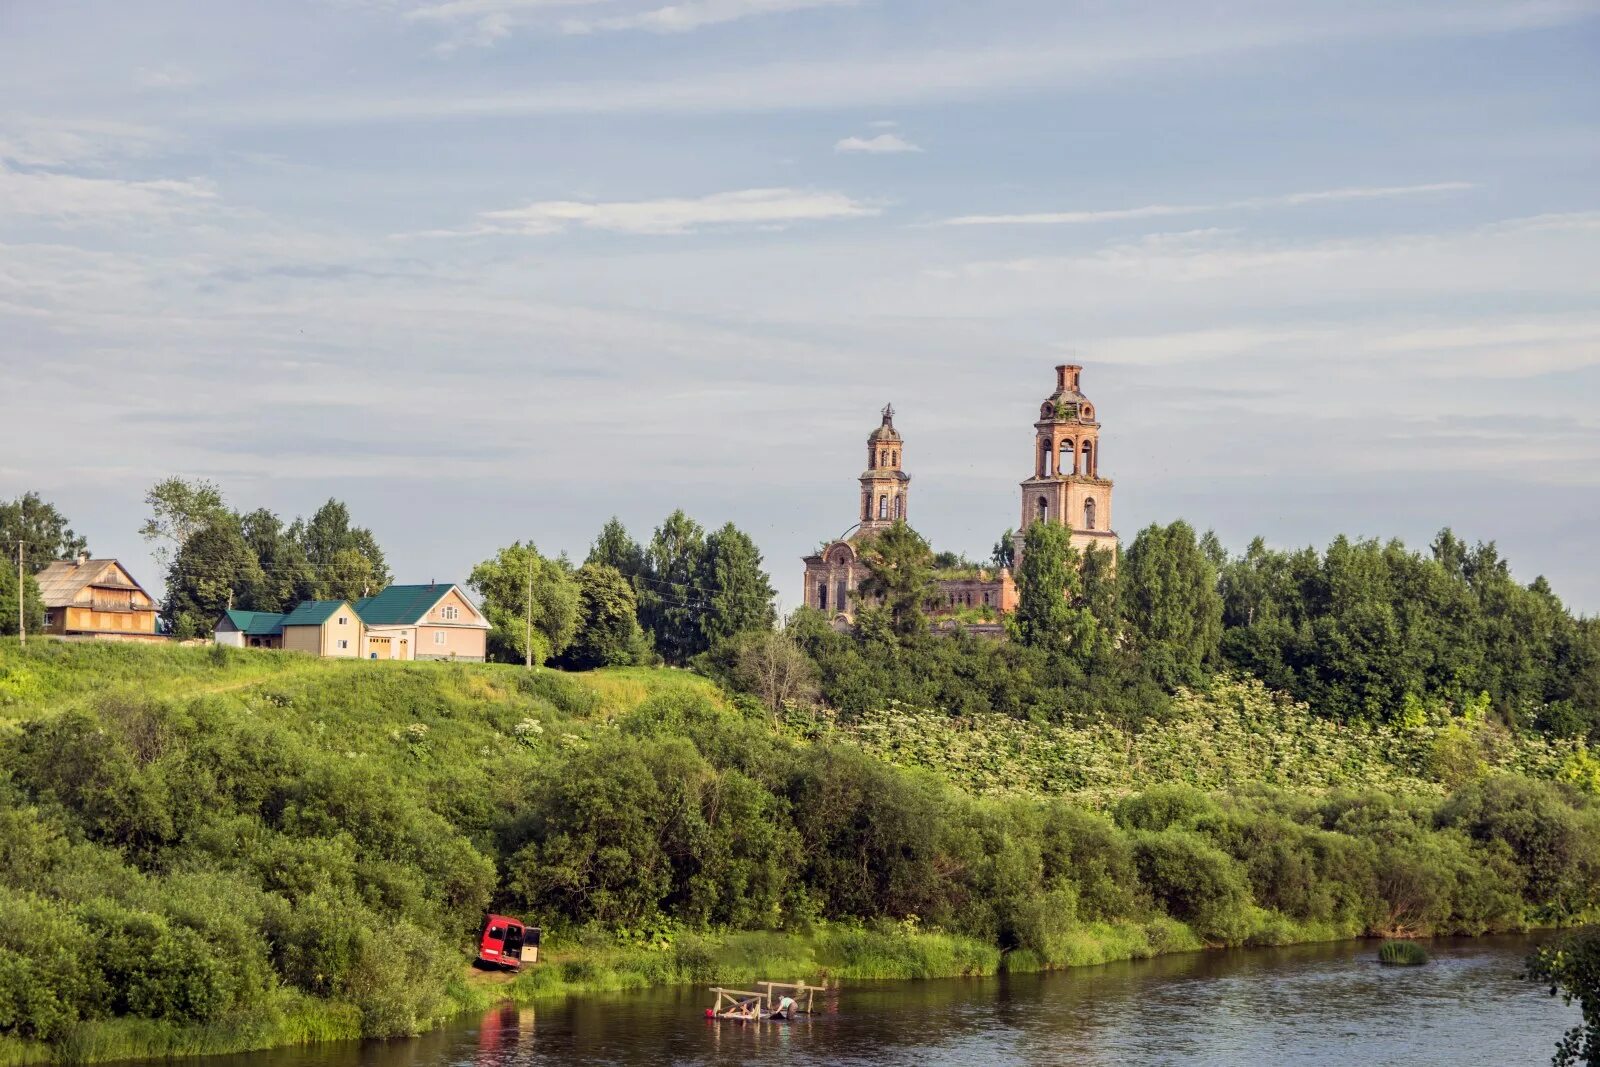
802 364 1116 625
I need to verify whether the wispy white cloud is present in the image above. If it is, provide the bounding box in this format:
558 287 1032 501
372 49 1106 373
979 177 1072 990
406 187 878 236
835 132 922 154
941 182 1475 226
0 118 173 169
565 0 856 35
204 2 1600 121
134 65 197 90
0 162 216 222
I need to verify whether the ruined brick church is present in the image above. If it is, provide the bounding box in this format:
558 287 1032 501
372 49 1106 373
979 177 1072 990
801 364 1117 625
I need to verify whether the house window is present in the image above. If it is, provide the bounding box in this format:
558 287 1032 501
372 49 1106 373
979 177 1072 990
434 632 446 645
337 639 348 649
443 605 459 621
338 616 348 625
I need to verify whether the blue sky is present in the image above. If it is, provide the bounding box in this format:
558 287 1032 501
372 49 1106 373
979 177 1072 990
2 0 1598 612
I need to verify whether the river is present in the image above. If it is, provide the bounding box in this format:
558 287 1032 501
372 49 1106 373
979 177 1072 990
196 935 1574 1067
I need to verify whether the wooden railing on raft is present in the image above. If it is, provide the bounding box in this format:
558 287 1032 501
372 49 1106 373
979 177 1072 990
757 981 826 1013
708 981 828 1016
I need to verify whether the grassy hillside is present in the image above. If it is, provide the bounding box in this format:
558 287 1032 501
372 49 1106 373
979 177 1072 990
0 639 1596 1065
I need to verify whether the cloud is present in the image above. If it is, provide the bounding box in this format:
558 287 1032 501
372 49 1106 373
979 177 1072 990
565 0 856 35
0 162 216 223
404 0 851 45
941 182 1474 226
834 133 922 154
0 118 173 169
203 2 1599 121
409 187 878 236
134 66 197 90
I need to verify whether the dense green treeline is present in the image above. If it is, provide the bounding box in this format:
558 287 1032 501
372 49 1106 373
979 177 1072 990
775 520 1600 741
1 642 1597 1061
8 485 1596 743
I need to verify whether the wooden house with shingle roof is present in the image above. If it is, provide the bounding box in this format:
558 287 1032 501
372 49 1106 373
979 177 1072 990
36 556 162 641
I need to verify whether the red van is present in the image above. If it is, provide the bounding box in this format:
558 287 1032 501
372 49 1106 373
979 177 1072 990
477 914 539 969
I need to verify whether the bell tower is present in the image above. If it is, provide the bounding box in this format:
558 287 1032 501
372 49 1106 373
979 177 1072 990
1016 364 1116 556
859 403 909 531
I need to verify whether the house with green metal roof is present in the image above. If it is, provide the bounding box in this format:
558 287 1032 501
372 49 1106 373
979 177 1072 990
280 599 365 658
214 583 486 662
213 609 287 649
355 583 489 662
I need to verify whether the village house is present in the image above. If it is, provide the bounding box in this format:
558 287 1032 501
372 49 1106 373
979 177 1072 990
355 583 489 662
280 599 365 658
213 609 287 649
36 556 163 642
803 364 1116 626
213 582 488 661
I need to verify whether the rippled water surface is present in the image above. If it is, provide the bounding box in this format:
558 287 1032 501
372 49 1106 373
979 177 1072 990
199 936 1574 1067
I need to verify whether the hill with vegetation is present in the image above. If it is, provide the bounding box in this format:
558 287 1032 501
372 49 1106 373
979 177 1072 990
1 640 1597 1065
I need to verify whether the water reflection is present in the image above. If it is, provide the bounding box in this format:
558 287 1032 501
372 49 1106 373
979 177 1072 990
184 936 1573 1067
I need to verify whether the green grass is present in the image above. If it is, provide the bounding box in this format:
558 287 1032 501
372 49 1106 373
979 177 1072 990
0 992 361 1067
1378 940 1429 966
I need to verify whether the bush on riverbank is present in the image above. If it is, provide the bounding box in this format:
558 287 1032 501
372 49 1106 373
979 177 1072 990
1 640 1598 1063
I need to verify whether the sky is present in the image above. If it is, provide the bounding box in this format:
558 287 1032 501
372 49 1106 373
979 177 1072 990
1 0 1598 614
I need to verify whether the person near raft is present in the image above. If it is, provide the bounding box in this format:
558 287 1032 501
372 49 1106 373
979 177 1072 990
772 995 797 1019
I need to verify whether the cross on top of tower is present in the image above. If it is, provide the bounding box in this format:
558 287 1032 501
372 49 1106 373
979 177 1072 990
881 402 895 425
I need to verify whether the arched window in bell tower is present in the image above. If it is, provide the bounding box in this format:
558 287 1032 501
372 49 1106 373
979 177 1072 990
1037 495 1049 523
878 495 889 519
1039 440 1050 478
893 494 903 520
1082 440 1094 477
1084 497 1097 531
817 583 828 610
1059 439 1076 476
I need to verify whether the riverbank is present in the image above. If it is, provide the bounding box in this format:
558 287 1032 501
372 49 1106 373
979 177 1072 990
0 916 1405 1066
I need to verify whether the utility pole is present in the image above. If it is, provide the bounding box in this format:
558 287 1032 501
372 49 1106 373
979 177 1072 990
16 540 24 647
524 556 533 670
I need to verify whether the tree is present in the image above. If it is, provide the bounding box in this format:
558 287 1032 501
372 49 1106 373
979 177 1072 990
0 562 44 636
1120 520 1223 687
731 630 819 715
1078 542 1120 633
1528 927 1600 1067
990 530 1016 571
163 516 266 638
237 509 310 613
558 563 648 670
468 542 578 666
295 500 390 600
587 517 646 582
854 521 938 640
1010 521 1098 658
139 478 226 570
702 522 777 646
639 511 708 665
0 492 88 572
